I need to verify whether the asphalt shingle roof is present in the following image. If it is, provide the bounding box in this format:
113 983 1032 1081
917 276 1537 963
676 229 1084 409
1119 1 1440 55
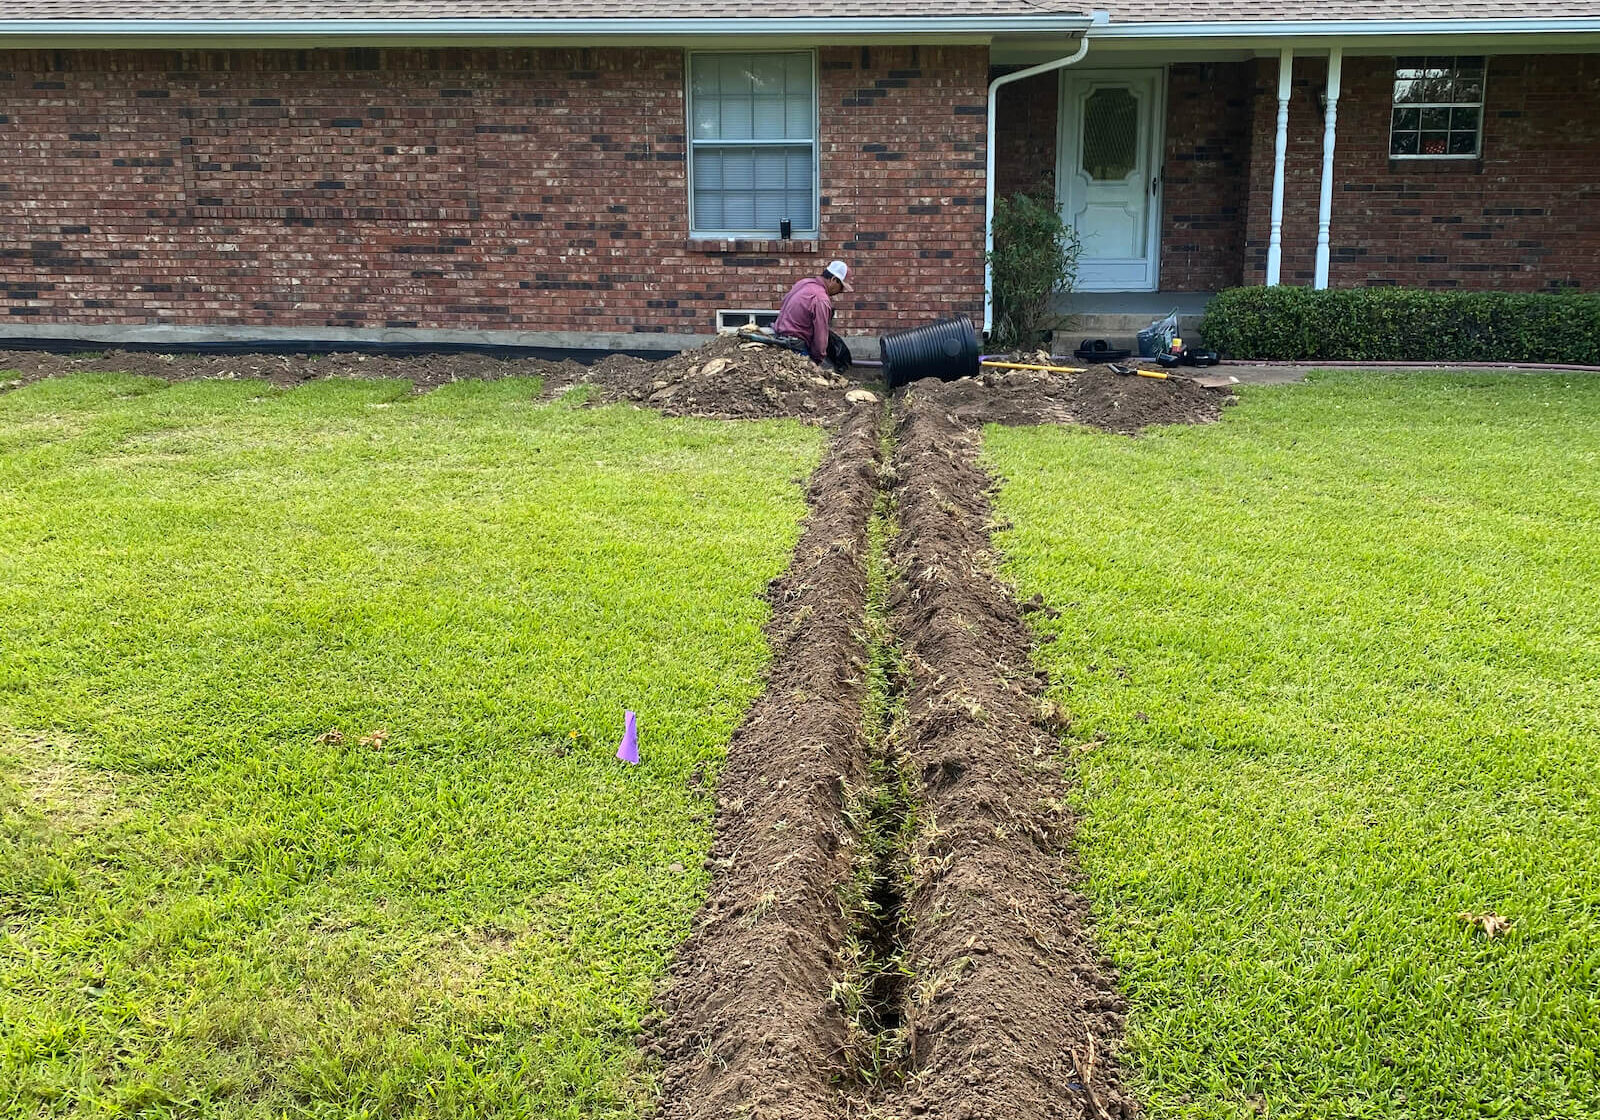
1105 0 1600 19
6 0 1598 24
5 0 1080 17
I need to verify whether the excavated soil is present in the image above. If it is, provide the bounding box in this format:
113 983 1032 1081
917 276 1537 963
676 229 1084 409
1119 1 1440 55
543 333 873 424
905 364 1231 434
0 334 875 424
884 396 1136 1120
0 346 538 394
645 404 883 1120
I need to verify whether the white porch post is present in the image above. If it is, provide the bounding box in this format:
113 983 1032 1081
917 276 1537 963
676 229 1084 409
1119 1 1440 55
1314 46 1343 289
1265 46 1293 286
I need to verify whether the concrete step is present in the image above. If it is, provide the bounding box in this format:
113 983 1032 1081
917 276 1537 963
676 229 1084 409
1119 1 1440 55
1051 311 1208 356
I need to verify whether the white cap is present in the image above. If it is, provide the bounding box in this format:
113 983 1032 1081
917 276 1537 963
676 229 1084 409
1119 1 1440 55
824 260 854 292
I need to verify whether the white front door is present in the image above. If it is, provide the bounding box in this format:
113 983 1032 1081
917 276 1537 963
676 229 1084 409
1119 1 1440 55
1057 69 1164 292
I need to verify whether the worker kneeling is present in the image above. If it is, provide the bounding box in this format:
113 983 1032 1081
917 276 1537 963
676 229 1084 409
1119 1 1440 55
774 260 854 370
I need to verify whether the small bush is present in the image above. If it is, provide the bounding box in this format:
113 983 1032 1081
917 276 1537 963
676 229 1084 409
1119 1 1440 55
989 192 1081 351
1199 286 1600 365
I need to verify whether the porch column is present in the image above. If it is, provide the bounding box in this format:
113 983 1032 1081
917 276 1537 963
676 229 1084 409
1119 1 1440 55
1265 46 1293 286
1314 47 1344 289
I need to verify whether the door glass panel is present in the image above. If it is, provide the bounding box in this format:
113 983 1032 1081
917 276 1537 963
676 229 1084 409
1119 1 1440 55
1081 87 1140 181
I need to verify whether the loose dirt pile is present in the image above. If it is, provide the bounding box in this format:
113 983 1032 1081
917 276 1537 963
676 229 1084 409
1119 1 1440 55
1 334 877 424
647 404 883 1120
0 346 534 394
544 333 872 424
904 364 1230 434
885 395 1136 1119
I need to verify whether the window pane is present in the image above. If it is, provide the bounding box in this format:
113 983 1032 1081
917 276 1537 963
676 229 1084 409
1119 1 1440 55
1448 132 1479 155
1421 132 1449 155
1456 79 1483 103
785 54 811 96
719 97 752 141
693 148 722 190
1391 131 1420 156
692 97 720 140
719 54 749 96
1421 107 1450 130
752 95 785 139
745 55 774 93
722 148 754 190
1451 106 1479 131
690 55 718 97
1081 86 1140 182
1393 107 1420 131
722 189 755 230
696 192 723 229
1458 55 1486 68
1395 79 1423 104
785 98 812 139
787 147 812 185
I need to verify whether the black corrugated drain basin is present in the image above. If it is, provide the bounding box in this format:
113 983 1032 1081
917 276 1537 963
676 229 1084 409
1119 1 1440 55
879 315 981 388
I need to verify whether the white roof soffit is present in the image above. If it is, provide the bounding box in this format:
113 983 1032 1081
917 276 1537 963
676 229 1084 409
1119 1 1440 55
1087 16 1600 41
0 14 1097 45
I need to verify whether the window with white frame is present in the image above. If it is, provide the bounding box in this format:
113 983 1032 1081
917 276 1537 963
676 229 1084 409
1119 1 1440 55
1390 56 1486 159
688 51 818 238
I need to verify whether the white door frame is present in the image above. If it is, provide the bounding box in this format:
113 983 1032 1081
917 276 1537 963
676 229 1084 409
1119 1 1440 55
1055 67 1167 292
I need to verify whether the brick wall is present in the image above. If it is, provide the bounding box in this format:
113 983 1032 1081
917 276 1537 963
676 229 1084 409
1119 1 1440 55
994 71 1057 200
1160 62 1254 292
0 45 989 337
1245 53 1600 290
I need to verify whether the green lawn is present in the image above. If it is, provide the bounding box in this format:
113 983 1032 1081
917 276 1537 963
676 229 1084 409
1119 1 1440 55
0 373 822 1117
987 372 1600 1120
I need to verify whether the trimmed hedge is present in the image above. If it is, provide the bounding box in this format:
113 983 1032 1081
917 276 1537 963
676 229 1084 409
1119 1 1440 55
1198 286 1600 365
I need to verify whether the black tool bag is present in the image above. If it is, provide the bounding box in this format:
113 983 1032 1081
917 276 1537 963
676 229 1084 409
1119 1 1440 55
825 331 854 371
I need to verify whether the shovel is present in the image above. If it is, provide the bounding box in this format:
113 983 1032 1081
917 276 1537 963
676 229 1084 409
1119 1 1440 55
1107 363 1182 381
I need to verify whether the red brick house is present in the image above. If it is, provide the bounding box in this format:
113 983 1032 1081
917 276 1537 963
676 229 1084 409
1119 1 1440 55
2 2 1598 350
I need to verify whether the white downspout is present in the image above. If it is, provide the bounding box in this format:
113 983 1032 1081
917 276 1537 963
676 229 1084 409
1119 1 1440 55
983 21 1102 336
1265 46 1293 286
1313 46 1343 289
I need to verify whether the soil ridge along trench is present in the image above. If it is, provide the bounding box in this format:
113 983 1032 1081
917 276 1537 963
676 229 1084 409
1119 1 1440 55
648 402 882 1120
880 392 1137 1120
651 390 1139 1119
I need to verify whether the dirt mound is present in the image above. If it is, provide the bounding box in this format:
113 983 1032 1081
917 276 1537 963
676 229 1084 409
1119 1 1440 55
1 335 876 425
646 403 883 1120
885 395 1137 1119
553 333 871 424
903 362 1232 434
0 346 542 394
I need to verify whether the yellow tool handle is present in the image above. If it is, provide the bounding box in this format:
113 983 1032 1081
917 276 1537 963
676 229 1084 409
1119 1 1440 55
1135 369 1172 379
979 360 1087 374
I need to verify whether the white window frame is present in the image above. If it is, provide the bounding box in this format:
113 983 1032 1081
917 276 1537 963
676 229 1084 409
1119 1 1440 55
1389 55 1487 161
686 50 820 240
716 309 780 332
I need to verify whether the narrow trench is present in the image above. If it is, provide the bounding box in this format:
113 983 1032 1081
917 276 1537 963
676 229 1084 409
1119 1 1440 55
836 406 918 1102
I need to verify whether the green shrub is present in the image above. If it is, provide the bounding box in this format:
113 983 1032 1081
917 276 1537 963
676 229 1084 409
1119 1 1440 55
1199 286 1600 364
989 192 1081 351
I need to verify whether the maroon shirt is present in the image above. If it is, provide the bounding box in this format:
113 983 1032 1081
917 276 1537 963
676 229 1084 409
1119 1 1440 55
773 276 834 361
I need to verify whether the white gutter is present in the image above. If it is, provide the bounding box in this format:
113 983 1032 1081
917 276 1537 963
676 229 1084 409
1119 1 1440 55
1084 16 1600 38
0 15 1097 38
983 16 1105 337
